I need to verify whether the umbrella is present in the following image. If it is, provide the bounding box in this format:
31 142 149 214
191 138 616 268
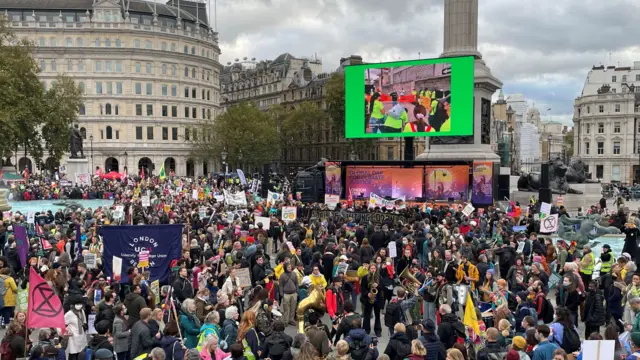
100 171 124 181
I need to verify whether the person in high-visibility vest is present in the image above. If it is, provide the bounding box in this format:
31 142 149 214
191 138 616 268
580 245 595 286
599 244 615 276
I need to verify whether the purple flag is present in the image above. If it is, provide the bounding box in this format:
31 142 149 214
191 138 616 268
75 223 82 258
13 224 28 268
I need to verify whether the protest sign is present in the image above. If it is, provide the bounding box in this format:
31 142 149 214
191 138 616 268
282 206 297 222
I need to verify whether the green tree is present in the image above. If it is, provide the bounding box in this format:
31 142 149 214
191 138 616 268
564 128 574 157
0 19 83 166
324 72 373 156
190 102 280 168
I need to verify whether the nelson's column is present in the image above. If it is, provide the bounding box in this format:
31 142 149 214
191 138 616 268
416 0 502 162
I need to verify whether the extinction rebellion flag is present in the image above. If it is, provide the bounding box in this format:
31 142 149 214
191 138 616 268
27 267 65 330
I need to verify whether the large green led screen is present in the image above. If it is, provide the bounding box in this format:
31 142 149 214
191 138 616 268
344 56 475 138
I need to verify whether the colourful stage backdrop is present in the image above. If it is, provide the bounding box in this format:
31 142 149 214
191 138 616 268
325 162 342 196
346 167 422 199
424 166 470 201
472 161 493 204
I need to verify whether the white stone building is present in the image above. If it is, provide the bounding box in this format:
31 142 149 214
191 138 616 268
0 0 222 177
573 63 640 183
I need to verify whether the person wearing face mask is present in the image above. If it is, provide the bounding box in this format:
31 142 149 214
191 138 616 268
64 296 89 360
557 276 580 326
582 280 605 338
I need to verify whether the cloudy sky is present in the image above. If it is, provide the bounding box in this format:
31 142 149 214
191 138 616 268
211 0 640 126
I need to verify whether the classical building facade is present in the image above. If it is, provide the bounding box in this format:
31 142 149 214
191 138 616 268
1 0 222 177
221 54 424 174
573 63 640 183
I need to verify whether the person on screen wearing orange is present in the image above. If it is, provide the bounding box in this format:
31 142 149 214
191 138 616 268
403 105 430 133
368 92 386 133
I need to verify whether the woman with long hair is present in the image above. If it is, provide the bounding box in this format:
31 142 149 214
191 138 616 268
604 322 627 360
297 340 322 360
237 310 260 360
550 306 578 349
557 275 580 326
480 269 496 303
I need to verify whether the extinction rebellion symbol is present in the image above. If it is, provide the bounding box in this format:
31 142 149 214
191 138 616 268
31 282 63 317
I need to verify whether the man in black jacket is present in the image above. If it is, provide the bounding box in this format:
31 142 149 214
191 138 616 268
418 319 446 360
436 304 465 350
476 328 506 360
171 267 194 303
252 256 266 285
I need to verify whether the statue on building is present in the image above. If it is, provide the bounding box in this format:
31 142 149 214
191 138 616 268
70 124 84 159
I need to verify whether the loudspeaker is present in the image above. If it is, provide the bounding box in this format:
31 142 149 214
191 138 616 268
498 175 510 200
540 163 550 188
539 188 552 204
404 137 414 160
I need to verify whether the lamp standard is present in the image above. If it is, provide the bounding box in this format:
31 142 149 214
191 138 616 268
89 135 94 170
124 151 128 173
547 134 552 162
221 149 228 182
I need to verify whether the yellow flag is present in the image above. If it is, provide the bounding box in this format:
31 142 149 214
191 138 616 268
463 292 480 336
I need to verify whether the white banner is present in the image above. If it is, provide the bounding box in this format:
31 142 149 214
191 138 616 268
462 204 475 217
75 173 92 186
224 189 247 206
282 206 297 222
237 169 247 185
540 213 559 233
267 191 284 204
254 216 271 230
368 192 406 210
324 194 340 210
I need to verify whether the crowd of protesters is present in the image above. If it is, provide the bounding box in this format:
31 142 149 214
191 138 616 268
0 171 639 360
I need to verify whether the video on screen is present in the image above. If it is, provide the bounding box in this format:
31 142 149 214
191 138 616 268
365 63 451 134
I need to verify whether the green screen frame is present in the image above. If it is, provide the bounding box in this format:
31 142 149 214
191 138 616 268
344 56 475 138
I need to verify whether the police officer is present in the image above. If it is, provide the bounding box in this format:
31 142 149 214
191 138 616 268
599 244 615 276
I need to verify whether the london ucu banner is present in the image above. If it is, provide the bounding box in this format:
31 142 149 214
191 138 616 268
100 224 183 283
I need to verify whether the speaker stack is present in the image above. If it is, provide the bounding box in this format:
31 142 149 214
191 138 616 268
538 163 552 204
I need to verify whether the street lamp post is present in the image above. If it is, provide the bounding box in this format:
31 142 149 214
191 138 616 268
124 151 128 173
89 135 94 170
221 149 228 183
547 134 552 162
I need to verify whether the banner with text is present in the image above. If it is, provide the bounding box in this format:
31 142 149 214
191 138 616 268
368 192 406 210
223 189 247 206
101 225 182 283
325 162 342 197
346 166 422 199
307 209 410 225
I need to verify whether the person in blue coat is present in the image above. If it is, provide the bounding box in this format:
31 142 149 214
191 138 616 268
180 299 203 349
160 321 186 360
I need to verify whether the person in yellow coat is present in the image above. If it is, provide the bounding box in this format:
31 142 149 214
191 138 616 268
310 265 327 289
1 268 17 325
456 254 479 291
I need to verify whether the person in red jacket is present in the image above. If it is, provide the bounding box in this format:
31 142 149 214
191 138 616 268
326 277 345 321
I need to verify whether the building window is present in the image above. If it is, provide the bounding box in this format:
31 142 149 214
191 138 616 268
171 105 177 117
135 83 142 95
79 104 85 115
146 63 152 74
96 82 103 94
612 76 617 82
595 165 604 179
191 47 196 55
162 127 168 140
115 105 119 115
162 85 168 96
614 122 621 133
202 108 205 119
162 105 168 117
587 106 590 114
105 39 111 47
586 124 590 134
135 63 141 73
135 104 142 116
192 107 197 118
136 126 143 139
116 82 122 94
40 59 46 71
146 83 152 95
387 146 394 160
78 60 84 72
116 61 122 72
185 128 190 141
49 38 57 47
192 88 196 98
76 38 83 47
184 107 189 118
184 87 189 98
39 37 45 46
50 60 56 72
172 127 178 140
162 64 167 75
171 65 176 76
184 45 188 54
78 82 85 94
597 142 604 155
106 125 113 139
146 104 153 116
105 104 112 115
171 86 177 97
161 42 167 51
115 39 121 48
192 68 196 78
134 39 140 48
613 141 621 154
66 38 72 47
95 61 102 72
105 61 112 72
599 105 604 113
207 91 211 100
615 104 621 112
94 38 100 47
184 67 189 77
202 89 205 99
598 123 604 133
145 40 152 49
584 141 590 155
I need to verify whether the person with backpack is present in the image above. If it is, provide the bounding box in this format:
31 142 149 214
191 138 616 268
533 280 555 324
549 307 581 355
417 319 445 360
335 302 361 343
476 328 507 360
385 287 420 336
264 320 293 360
79 320 115 360
28 329 65 360
0 267 16 326
345 317 378 360
582 280 606 338
159 321 186 360
515 291 538 334
436 304 465 350
384 323 412 360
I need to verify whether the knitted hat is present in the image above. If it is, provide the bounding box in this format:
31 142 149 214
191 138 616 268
506 350 520 360
532 255 542 263
497 279 507 288
512 336 526 350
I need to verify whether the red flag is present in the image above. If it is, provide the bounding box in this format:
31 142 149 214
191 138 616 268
27 267 65 330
